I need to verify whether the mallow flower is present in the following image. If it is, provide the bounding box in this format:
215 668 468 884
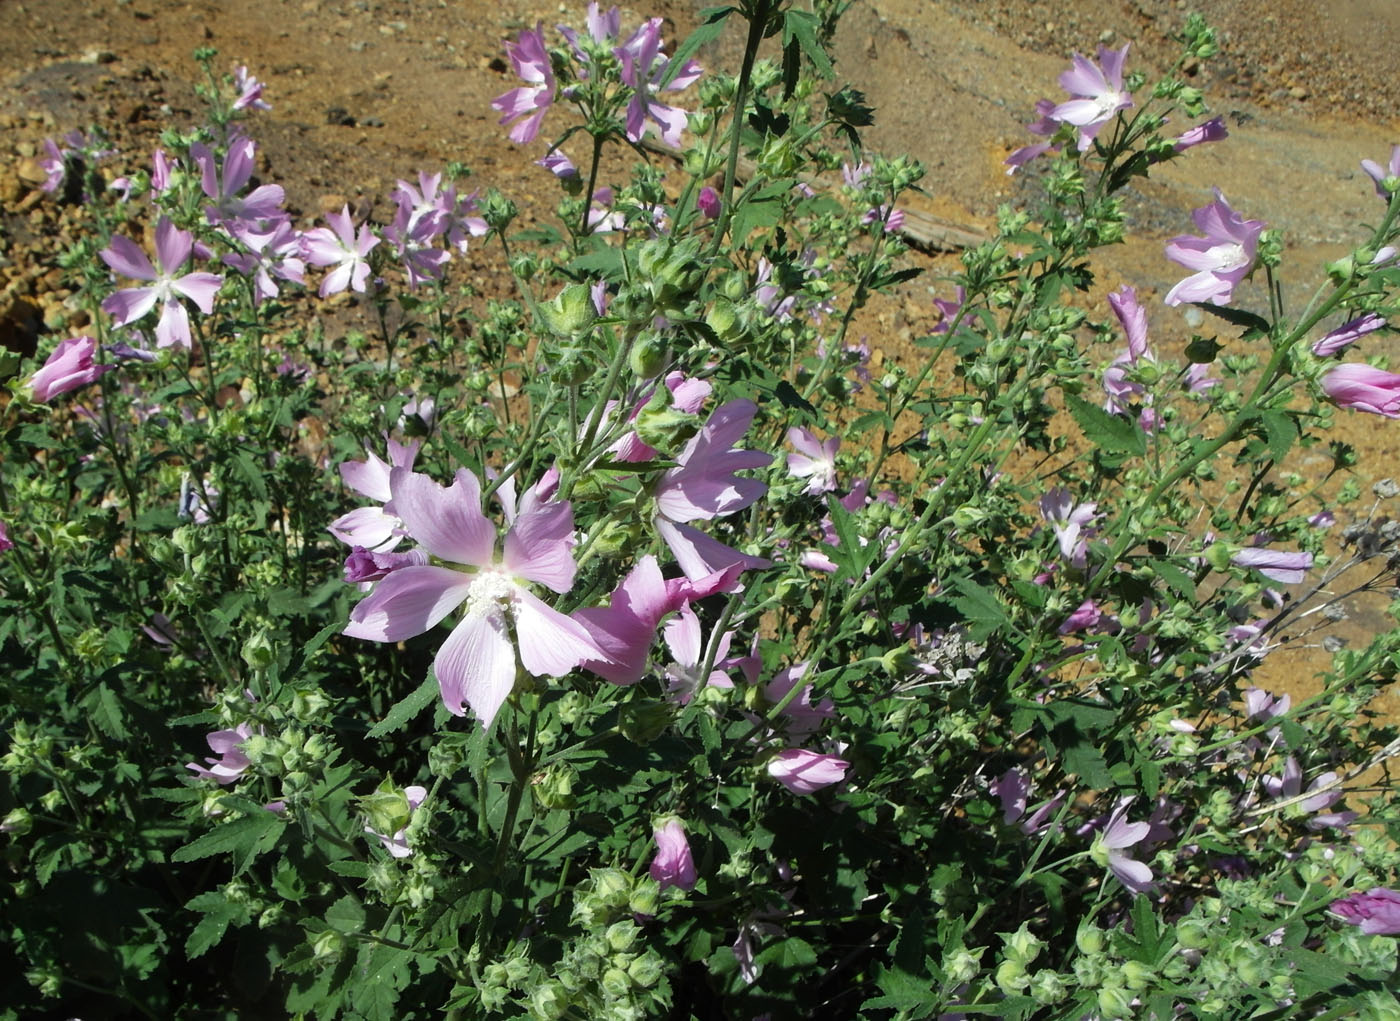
343 468 601 726
492 24 555 144
27 335 114 402
1090 799 1154 894
301 205 378 297
649 817 697 891
1314 312 1387 358
615 17 702 148
186 723 255 784
1361 145 1400 198
786 427 840 496
653 399 772 580
329 438 420 552
1230 546 1312 585
100 217 223 349
1331 889 1400 934
1049 44 1132 152
0 522 11 553
1164 189 1264 306
767 748 849 795
1321 362 1400 418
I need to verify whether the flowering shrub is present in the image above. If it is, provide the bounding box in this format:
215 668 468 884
3 5 1400 1019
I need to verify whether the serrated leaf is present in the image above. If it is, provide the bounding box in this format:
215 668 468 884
88 682 129 740
661 6 734 88
325 894 366 934
1066 394 1147 455
1148 559 1196 599
949 577 1009 640
172 812 285 876
781 9 833 77
367 675 438 739
1258 409 1298 463
185 892 246 960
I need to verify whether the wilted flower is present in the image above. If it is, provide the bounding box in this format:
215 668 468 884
1172 116 1228 152
1331 889 1400 934
27 335 114 402
1321 362 1400 418
649 817 697 891
1164 189 1264 306
1231 546 1312 584
1312 313 1386 357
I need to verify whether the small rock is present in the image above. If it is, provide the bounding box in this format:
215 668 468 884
80 48 117 64
362 116 384 127
325 106 356 126
1289 85 1308 100
15 158 48 188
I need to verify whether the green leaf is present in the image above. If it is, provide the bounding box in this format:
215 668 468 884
1258 409 1298 463
87 682 129 740
185 891 247 959
350 942 413 1020
1065 394 1147 456
781 9 833 77
325 894 366 934
367 675 438 739
172 812 286 876
1197 303 1270 337
661 6 735 88
1148 559 1196 600
1063 741 1112 789
949 577 1010 640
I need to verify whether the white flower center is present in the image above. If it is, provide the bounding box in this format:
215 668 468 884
1215 242 1248 269
1093 91 1126 118
466 569 517 619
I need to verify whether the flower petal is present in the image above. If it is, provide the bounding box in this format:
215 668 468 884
344 564 473 642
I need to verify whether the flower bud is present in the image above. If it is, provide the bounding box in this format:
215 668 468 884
1121 959 1154 990
1029 969 1069 1005
1 807 33 836
606 920 640 953
533 764 576 810
627 950 664 988
995 959 1029 994
1002 923 1045 965
1096 984 1135 1018
541 283 598 339
530 979 568 1019
1076 922 1105 955
627 878 661 917
360 780 412 837
241 629 275 670
628 332 669 380
311 928 345 964
943 946 983 984
600 967 633 1000
620 700 673 744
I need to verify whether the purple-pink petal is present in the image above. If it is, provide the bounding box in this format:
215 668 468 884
390 468 497 567
343 564 474 643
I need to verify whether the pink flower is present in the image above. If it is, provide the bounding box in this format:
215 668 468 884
764 662 835 739
1058 599 1102 635
365 784 427 858
572 554 739 685
661 604 735 703
1322 363 1400 418
1049 44 1133 152
1005 99 1061 174
1103 286 1156 423
1039 487 1097 569
28 335 114 402
931 285 966 334
301 205 378 297
100 217 224 350
1360 145 1400 199
786 427 839 495
537 150 578 179
1231 547 1312 584
151 147 173 194
1331 889 1400 934
767 748 849 795
653 399 772 579
232 65 271 112
1163 189 1264 306
1092 799 1154 894
1172 116 1228 152
344 468 601 726
697 185 721 220
186 723 254 784
191 137 286 228
1312 312 1386 357
616 17 702 148
329 438 420 552
0 521 12 553
223 221 305 305
492 24 555 144
649 818 697 891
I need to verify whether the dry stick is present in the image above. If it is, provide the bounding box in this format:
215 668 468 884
635 137 988 253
